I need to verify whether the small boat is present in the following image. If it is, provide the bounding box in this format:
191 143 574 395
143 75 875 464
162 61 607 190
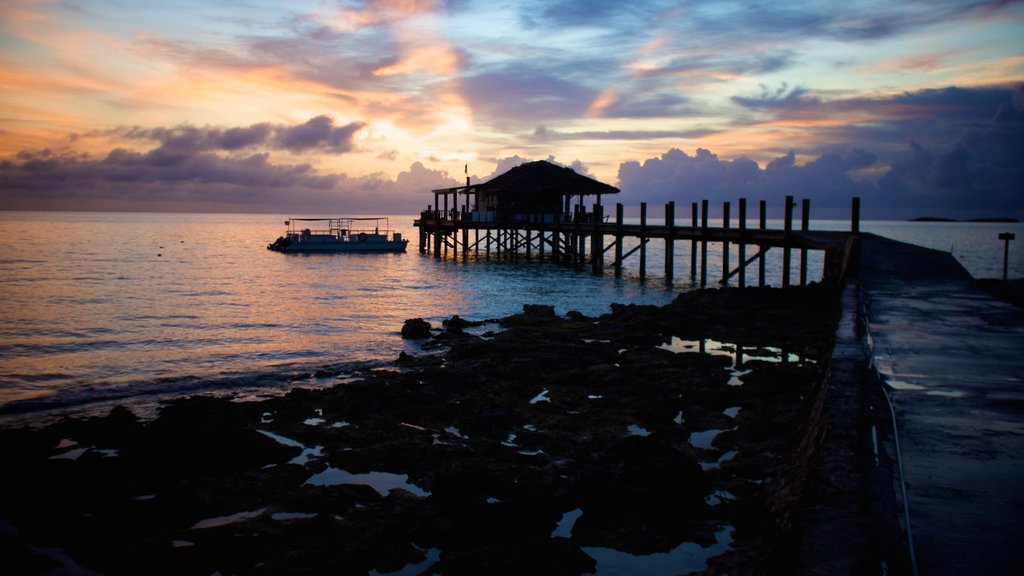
267 217 408 253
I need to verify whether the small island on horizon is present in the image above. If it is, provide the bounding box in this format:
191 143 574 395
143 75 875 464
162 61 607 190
910 216 1020 223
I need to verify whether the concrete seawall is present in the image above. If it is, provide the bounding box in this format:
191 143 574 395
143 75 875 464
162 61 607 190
799 234 1024 575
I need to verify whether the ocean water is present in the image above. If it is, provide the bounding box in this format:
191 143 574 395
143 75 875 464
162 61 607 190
0 211 1020 421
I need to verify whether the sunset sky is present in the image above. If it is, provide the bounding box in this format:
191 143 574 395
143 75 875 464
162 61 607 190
1 0 1022 218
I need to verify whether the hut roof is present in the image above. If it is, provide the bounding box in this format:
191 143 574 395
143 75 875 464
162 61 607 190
475 160 619 197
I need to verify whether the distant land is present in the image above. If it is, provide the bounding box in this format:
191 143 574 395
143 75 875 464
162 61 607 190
910 217 1020 223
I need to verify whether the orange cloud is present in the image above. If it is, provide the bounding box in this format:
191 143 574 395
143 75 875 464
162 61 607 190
328 0 442 31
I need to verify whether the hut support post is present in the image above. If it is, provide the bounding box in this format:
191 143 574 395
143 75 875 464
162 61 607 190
525 221 532 262
591 204 603 273
538 214 546 260
851 197 861 233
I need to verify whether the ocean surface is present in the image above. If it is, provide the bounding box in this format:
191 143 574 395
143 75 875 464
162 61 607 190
1 211 1021 422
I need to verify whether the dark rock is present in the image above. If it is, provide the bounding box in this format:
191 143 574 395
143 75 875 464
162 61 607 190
401 317 432 339
443 314 483 329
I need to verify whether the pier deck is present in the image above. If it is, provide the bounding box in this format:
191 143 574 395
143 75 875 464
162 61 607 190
858 235 1024 575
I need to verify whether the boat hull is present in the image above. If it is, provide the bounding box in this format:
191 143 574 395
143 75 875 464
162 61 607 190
280 240 408 253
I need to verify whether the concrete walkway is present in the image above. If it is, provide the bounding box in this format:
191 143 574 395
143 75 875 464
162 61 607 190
858 235 1024 576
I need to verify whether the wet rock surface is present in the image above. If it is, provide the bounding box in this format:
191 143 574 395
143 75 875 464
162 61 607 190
1 285 839 575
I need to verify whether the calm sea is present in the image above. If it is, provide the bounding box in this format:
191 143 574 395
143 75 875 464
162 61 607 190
1 211 1020 422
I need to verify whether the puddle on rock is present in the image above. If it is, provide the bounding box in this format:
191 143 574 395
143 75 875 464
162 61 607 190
627 424 651 437
529 389 551 404
659 337 813 389
271 511 318 521
369 546 441 576
582 525 733 576
191 508 267 530
551 508 583 538
304 468 430 498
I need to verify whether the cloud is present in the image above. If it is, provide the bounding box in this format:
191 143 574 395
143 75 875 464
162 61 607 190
275 116 365 152
104 116 365 155
0 118 460 213
617 84 1024 219
458 63 597 125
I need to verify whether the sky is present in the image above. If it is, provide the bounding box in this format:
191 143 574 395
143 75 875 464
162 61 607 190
1 0 1022 219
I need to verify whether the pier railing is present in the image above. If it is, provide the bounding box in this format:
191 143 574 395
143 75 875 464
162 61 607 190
414 196 861 288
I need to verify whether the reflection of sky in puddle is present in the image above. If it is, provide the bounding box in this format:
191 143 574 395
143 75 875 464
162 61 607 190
551 508 583 538
658 337 809 372
257 429 324 466
369 546 441 576
271 511 318 521
926 389 966 398
191 508 266 530
444 426 468 439
705 490 736 506
688 429 724 451
50 447 88 461
627 424 651 437
582 525 733 576
304 468 430 498
723 406 741 418
529 389 551 404
886 379 926 391
701 450 737 471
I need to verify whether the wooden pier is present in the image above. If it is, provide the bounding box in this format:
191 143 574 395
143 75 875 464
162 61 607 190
414 195 861 288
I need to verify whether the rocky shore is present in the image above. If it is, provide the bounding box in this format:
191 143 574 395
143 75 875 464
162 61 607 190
1 285 842 575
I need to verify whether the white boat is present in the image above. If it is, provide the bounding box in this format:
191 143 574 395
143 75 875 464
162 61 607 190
267 217 408 253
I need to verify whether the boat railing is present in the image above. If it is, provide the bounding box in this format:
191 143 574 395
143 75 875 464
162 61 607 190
287 218 396 239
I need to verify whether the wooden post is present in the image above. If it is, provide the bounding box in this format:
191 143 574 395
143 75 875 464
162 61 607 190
800 198 810 285
485 229 491 259
538 213 545 260
665 202 675 283
738 198 747 288
1000 232 1016 282
591 203 603 274
722 201 730 285
639 202 648 279
691 202 698 281
700 199 709 288
783 195 794 288
525 220 532 262
462 210 469 262
615 203 624 277
552 212 561 263
419 207 428 254
433 215 442 259
759 200 767 287
851 197 861 234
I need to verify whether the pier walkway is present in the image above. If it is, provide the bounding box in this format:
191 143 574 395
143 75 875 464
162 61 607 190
858 235 1024 575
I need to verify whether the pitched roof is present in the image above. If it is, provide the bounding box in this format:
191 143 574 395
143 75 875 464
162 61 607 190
476 160 619 197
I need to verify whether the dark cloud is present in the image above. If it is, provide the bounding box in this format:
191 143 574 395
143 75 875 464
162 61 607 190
458 64 596 124
104 116 364 155
618 85 1024 219
532 126 720 142
275 116 364 153
0 119 459 213
668 0 1019 43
